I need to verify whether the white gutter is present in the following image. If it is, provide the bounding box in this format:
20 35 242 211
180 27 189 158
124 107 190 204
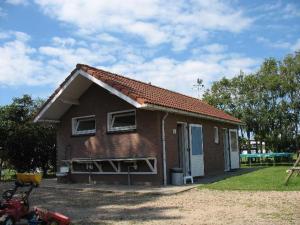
142 103 243 125
162 112 169 186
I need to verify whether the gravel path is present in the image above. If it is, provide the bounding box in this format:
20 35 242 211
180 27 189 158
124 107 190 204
1 182 299 225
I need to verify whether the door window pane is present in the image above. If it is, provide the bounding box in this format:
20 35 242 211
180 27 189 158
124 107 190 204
191 126 203 155
230 130 238 152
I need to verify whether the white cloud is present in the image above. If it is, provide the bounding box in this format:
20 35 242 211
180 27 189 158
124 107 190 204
257 37 300 53
0 7 7 17
257 36 291 49
5 0 28 5
253 1 300 20
202 44 227 53
96 33 120 43
34 0 252 50
0 32 116 87
0 30 259 99
52 37 76 47
283 3 300 18
291 39 300 52
0 32 45 86
39 45 115 70
104 54 259 97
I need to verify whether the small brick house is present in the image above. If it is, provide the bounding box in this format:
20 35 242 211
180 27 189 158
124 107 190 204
34 64 242 185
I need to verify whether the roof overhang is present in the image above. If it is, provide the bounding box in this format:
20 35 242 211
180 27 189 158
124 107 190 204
34 69 143 123
140 103 243 125
34 68 242 125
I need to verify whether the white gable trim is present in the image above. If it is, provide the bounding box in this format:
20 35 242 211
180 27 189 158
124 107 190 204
34 69 142 122
78 70 142 108
33 71 80 122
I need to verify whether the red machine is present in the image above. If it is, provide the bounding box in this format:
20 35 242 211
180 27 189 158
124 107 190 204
28 207 71 225
0 181 32 225
0 179 70 225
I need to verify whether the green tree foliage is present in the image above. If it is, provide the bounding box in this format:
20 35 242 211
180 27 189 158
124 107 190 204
0 95 56 175
203 52 300 152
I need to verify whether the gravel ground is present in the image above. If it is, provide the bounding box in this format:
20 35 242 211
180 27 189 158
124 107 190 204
1 182 299 225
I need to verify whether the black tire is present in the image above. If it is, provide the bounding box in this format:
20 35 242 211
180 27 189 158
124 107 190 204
2 190 14 200
0 216 15 225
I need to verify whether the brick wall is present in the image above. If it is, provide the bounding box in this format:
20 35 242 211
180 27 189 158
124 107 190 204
162 113 237 183
57 84 238 185
57 84 163 185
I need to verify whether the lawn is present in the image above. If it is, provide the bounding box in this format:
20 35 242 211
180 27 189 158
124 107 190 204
0 169 16 181
199 166 300 191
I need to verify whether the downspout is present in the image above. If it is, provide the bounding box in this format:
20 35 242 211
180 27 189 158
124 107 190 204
162 112 169 186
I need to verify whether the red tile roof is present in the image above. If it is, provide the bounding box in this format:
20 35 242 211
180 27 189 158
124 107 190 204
77 64 241 124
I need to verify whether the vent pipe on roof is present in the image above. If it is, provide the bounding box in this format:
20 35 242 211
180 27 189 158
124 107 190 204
162 112 169 186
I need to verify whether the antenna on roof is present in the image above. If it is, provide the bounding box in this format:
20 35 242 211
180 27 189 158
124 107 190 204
193 78 205 99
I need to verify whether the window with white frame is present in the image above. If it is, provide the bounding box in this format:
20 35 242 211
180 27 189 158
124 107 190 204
214 126 219 144
72 115 96 135
108 110 136 132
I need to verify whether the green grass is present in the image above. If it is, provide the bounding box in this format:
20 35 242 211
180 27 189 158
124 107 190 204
0 169 16 181
199 166 300 191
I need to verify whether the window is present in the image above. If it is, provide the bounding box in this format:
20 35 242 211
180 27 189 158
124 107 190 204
229 130 238 152
108 110 136 132
72 115 96 135
214 126 219 144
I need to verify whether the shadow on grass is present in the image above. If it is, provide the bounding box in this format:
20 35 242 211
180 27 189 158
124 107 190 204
195 167 264 184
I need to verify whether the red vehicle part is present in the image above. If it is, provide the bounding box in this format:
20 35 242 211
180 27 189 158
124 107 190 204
0 199 29 222
0 181 71 225
32 207 71 225
0 182 33 225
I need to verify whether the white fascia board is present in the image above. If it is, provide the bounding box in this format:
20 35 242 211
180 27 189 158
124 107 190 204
78 69 143 108
141 103 242 125
38 120 61 123
60 98 80 105
33 71 81 123
34 69 143 123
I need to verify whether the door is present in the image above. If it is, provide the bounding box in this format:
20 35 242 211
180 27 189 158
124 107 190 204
229 129 239 169
189 124 204 177
177 123 189 176
223 129 230 171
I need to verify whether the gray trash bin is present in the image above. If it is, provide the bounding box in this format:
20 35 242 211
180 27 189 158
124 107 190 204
171 168 184 185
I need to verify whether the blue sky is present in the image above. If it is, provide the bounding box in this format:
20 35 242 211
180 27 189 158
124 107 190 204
0 0 299 105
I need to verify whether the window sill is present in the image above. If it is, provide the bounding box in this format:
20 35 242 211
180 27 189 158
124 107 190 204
106 129 137 134
71 133 96 137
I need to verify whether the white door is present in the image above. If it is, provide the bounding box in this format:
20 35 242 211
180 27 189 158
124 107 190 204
229 129 239 169
189 124 204 177
223 129 230 171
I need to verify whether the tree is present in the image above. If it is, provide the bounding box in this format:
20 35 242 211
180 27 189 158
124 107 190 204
0 95 56 173
203 52 300 152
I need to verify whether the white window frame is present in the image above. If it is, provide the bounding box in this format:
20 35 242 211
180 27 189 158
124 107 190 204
72 115 96 135
107 109 136 132
214 126 219 144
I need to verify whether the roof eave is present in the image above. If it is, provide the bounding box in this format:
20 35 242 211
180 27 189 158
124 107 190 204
33 68 143 123
141 103 243 125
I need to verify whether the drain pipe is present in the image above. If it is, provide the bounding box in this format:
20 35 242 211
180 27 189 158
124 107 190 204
162 112 169 186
